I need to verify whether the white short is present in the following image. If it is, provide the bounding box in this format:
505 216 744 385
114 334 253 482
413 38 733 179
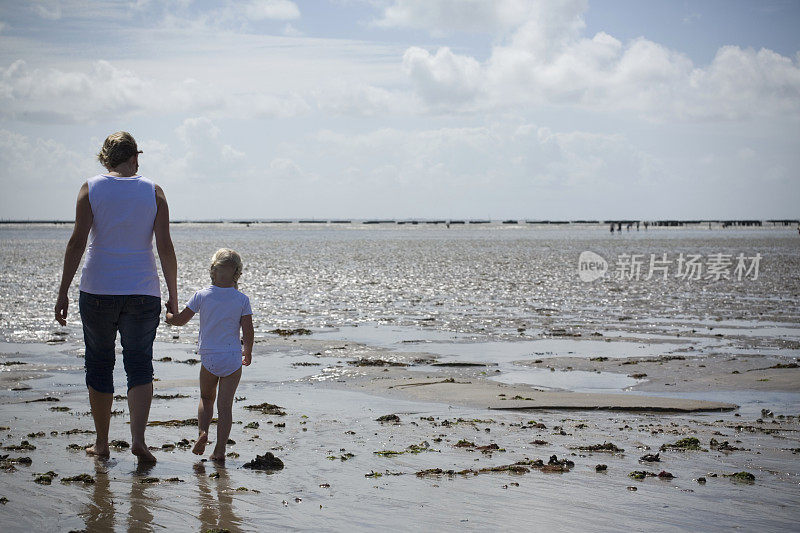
200 351 242 377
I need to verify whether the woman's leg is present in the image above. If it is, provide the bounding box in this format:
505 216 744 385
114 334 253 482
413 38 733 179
87 386 113 457
194 365 218 455
128 383 155 461
210 367 241 462
119 295 160 463
79 292 120 458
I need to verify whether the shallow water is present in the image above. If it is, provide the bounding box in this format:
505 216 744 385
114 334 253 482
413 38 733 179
2 223 799 346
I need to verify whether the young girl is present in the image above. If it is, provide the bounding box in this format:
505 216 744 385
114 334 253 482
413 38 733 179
166 248 254 462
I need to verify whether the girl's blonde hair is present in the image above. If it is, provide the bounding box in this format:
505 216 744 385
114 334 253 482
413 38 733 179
210 248 243 289
97 131 141 169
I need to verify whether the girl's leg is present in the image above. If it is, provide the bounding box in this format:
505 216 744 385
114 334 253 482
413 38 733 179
193 365 219 455
210 367 242 462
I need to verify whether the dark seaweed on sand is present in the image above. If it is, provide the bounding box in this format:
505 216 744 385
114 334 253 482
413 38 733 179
243 452 284 471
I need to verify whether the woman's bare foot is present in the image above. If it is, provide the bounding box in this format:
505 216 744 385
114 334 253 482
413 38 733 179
192 432 208 455
209 450 225 463
131 443 157 463
85 441 110 458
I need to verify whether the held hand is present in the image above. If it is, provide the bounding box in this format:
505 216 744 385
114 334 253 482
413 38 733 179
165 297 178 316
54 294 68 326
164 302 175 325
242 353 252 366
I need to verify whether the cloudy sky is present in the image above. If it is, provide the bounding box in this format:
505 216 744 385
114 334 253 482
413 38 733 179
1 0 798 220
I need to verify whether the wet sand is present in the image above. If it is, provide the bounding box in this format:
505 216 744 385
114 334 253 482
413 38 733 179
1 333 799 532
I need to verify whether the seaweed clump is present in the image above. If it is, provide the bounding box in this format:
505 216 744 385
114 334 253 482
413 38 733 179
243 452 284 471
34 471 58 485
244 403 286 416
3 441 35 452
148 418 199 427
269 328 312 336
574 442 624 453
660 437 706 452
724 471 755 483
61 474 95 484
349 358 406 367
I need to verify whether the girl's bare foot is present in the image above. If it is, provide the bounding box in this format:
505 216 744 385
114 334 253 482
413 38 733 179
193 432 208 455
131 443 157 463
86 441 110 458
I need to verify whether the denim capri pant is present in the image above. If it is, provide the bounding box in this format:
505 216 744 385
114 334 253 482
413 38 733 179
79 291 160 394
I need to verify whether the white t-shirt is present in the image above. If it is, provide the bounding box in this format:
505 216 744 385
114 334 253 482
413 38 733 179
186 286 252 354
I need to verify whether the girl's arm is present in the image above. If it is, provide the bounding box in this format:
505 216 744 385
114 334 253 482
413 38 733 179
55 183 93 326
241 314 254 366
166 306 195 326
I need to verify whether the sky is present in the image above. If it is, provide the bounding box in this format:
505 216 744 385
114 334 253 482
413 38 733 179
0 0 798 221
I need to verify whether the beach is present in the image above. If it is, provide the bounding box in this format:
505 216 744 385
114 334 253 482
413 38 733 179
1 222 799 531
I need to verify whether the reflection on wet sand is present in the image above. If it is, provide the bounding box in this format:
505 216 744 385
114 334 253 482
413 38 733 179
195 462 242 533
128 463 156 533
82 459 115 531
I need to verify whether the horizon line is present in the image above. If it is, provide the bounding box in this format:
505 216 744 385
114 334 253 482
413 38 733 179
1 218 797 225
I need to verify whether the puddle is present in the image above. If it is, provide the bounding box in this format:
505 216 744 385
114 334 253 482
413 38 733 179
312 324 472 347
489 367 641 393
624 390 800 417
392 338 692 362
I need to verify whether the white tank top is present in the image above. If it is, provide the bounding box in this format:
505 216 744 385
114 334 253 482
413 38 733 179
79 175 161 297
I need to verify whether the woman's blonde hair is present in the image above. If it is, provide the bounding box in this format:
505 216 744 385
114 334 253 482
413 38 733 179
97 131 141 169
210 248 243 289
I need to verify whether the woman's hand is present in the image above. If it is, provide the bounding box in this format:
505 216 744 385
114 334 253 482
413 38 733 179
165 302 175 325
165 296 178 316
242 352 252 366
54 293 69 326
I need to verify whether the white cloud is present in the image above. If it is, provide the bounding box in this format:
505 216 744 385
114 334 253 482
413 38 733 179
0 129 96 218
0 129 88 185
314 122 660 194
403 46 482 105
282 22 303 36
374 0 555 35
269 157 305 181
173 117 247 181
0 59 152 122
737 147 756 160
314 81 412 116
682 12 701 25
243 0 300 21
288 121 681 218
0 59 312 123
30 0 62 20
397 1 800 120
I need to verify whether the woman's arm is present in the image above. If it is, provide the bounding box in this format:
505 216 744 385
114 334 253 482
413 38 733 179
241 314 254 366
55 183 93 326
153 184 178 315
165 306 194 326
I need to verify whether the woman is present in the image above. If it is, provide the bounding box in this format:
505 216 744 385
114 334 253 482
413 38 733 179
54 131 178 463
